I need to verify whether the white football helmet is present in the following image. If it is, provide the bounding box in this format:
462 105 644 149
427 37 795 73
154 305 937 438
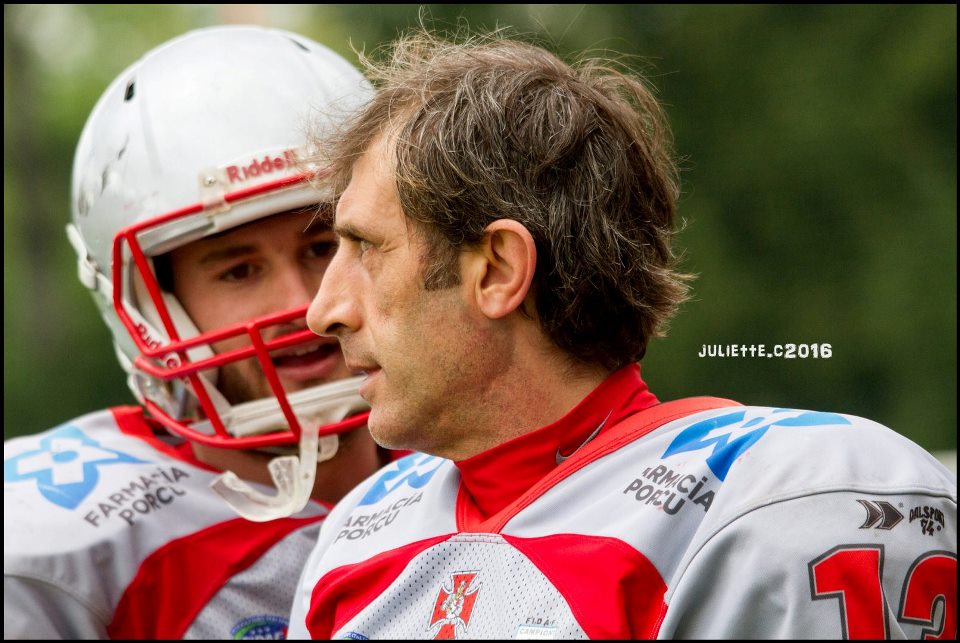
66 25 372 519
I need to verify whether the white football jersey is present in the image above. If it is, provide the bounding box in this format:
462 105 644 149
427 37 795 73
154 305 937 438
288 366 957 639
4 406 327 639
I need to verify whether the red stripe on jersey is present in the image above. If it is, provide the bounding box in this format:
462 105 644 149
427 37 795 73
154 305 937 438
306 534 453 638
107 515 323 639
504 533 669 638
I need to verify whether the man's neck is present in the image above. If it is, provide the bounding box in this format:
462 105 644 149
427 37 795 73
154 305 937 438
441 336 611 461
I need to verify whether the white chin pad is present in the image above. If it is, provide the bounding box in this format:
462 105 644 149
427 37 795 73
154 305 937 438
209 424 339 521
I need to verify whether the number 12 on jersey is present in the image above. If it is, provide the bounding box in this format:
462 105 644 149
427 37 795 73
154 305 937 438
809 545 956 639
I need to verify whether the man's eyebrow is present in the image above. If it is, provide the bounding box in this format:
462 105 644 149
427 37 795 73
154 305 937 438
197 245 256 265
332 222 366 240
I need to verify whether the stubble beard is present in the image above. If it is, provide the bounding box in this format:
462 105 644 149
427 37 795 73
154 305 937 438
216 360 266 406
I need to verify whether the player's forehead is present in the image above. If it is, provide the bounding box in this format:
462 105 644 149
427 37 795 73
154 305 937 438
333 137 406 239
207 206 332 243
171 207 332 265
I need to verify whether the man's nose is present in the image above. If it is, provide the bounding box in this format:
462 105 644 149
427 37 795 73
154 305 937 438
307 245 359 338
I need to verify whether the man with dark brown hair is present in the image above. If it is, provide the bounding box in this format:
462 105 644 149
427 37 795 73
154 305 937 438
289 29 956 639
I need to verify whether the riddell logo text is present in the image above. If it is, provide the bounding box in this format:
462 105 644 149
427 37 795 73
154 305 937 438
226 150 299 184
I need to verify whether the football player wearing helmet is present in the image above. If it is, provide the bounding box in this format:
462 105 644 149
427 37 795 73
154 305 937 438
4 25 392 639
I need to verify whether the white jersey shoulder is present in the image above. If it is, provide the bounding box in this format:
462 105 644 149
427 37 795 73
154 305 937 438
643 405 957 639
4 408 324 640
5 407 233 547
301 452 455 566
509 405 954 536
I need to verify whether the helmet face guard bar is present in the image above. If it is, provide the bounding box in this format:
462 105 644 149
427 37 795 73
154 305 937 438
110 173 366 449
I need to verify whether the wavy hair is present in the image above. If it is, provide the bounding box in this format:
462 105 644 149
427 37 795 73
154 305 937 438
314 29 692 370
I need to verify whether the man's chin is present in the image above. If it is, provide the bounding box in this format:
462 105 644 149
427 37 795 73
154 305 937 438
365 411 406 451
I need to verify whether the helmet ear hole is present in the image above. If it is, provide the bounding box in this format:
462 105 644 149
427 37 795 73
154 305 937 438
124 80 135 101
152 252 174 292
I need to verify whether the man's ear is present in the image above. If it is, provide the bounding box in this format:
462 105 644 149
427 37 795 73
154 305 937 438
465 219 537 320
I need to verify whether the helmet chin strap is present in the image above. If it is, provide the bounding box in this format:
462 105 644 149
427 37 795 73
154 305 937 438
210 424 339 522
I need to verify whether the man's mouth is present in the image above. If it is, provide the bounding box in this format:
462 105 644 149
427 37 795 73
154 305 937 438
270 340 342 382
357 367 381 400
343 358 382 399
345 358 380 376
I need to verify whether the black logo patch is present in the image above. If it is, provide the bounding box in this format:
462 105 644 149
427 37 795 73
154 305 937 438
857 499 903 530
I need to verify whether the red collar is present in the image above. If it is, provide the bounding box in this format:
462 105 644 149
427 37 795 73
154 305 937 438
454 364 658 523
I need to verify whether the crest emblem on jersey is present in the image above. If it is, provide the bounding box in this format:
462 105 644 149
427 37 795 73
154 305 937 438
3 425 148 509
662 408 850 480
429 571 482 639
359 453 443 506
230 614 288 640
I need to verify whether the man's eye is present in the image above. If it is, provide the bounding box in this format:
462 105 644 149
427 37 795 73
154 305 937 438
305 241 337 259
219 263 257 282
358 239 373 254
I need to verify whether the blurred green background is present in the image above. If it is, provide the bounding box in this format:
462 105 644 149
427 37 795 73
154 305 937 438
4 5 956 455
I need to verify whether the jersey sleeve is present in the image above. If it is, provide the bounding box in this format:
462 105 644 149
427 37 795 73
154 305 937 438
659 489 957 639
4 575 108 640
